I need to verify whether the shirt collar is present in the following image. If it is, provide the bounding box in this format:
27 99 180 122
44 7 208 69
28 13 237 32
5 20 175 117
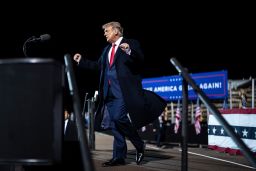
113 37 123 47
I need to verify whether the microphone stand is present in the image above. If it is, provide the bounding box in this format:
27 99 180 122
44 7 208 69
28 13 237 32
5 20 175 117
23 36 35 57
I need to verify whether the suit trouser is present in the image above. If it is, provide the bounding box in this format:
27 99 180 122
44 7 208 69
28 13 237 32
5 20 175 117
106 89 144 159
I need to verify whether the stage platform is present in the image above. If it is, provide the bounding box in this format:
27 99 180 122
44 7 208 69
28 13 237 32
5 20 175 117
6 131 255 171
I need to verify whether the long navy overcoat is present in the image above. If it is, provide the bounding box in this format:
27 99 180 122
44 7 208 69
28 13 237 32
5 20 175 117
78 38 167 130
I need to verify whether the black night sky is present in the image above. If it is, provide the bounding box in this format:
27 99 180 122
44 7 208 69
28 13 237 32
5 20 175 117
1 3 255 96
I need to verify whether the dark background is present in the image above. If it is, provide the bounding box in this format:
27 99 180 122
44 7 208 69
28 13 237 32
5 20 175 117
1 3 255 96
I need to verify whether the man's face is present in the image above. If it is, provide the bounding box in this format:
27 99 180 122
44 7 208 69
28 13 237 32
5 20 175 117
104 26 116 43
64 110 69 120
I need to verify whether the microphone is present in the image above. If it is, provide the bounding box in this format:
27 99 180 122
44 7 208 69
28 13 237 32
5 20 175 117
23 34 51 57
28 34 51 42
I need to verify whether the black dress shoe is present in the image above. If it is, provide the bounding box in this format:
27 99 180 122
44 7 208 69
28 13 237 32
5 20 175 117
102 158 125 167
136 143 145 165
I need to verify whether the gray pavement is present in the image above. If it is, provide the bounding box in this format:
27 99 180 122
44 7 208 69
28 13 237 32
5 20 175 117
17 131 256 171
92 132 255 171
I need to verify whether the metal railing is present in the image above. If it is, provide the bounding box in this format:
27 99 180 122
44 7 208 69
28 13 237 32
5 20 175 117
64 54 95 171
170 57 256 171
81 92 96 150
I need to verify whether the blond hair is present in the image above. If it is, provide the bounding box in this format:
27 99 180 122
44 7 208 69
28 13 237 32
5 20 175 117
102 21 123 36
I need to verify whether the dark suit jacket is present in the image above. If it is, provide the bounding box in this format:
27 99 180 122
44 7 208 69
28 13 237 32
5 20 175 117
78 38 167 130
64 119 78 141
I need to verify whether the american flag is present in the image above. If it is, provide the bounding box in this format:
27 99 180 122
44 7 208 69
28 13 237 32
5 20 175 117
174 101 181 134
194 101 202 135
222 98 228 109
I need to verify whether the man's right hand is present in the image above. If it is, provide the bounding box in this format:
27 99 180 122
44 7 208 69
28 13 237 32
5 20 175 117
73 53 82 63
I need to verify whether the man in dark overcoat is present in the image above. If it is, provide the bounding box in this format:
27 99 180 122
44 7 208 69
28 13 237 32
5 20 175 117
73 21 166 166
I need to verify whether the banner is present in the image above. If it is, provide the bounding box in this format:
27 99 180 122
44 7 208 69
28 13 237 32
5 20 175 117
142 70 228 101
208 109 256 154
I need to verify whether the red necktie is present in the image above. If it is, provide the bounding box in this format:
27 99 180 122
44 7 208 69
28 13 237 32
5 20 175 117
109 43 116 66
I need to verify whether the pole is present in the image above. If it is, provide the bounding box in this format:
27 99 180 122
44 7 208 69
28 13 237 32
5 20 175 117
181 74 188 171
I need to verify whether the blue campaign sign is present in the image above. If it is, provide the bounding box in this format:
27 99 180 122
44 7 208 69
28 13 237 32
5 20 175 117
142 70 228 101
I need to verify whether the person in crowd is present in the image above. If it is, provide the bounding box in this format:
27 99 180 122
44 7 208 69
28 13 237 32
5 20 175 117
73 21 166 167
239 89 247 109
64 109 78 141
63 108 83 170
155 107 168 148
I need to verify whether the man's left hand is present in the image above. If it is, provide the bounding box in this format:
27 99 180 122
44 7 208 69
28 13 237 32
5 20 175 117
119 43 131 55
